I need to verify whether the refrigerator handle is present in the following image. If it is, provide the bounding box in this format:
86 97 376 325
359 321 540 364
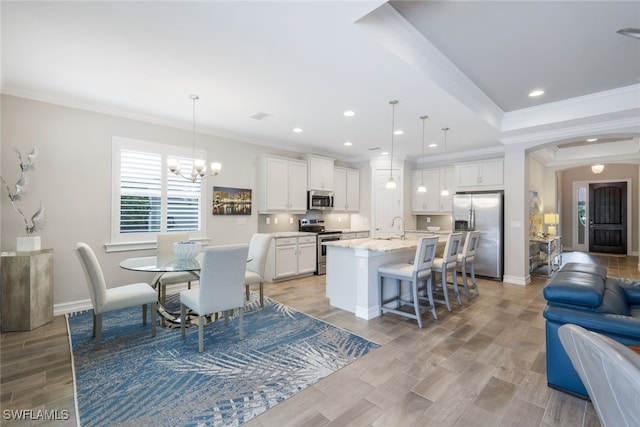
467 209 472 230
470 208 475 230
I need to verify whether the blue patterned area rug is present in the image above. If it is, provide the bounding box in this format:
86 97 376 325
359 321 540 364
67 296 379 426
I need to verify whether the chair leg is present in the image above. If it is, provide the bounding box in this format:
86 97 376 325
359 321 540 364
198 315 204 353
151 302 157 337
239 307 245 340
259 282 264 307
451 268 462 306
142 304 148 324
470 263 479 296
411 280 423 328
245 284 250 302
94 313 102 351
460 262 472 301
426 277 437 320
180 304 186 337
378 273 384 316
439 271 452 311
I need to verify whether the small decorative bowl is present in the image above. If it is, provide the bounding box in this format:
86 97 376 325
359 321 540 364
427 226 441 232
173 241 200 260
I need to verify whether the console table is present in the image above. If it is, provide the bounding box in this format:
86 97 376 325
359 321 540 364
529 236 562 277
1 249 53 331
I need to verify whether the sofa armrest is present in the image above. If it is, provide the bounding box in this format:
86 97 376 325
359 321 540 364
543 306 640 341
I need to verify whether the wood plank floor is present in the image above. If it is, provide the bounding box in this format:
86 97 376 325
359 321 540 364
2 252 639 426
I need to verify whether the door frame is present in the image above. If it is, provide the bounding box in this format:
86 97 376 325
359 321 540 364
572 178 632 254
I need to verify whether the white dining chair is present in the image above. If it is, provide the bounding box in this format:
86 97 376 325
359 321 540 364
431 232 464 310
245 233 273 307
559 324 640 427
180 244 249 352
156 233 198 304
75 242 157 350
378 236 439 328
457 231 480 301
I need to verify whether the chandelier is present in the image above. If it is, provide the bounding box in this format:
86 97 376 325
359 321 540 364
416 115 428 193
167 95 221 183
441 127 450 196
386 100 399 189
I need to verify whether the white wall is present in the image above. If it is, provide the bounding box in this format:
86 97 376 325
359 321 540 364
0 95 311 309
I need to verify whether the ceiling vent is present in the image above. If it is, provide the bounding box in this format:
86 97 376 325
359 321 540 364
249 112 269 120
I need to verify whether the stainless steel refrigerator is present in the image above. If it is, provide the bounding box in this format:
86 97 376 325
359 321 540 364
453 191 504 280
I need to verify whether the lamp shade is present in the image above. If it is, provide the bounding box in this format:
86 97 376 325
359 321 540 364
544 213 559 225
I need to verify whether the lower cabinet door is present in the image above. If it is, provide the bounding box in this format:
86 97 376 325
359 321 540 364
297 242 317 275
274 245 297 279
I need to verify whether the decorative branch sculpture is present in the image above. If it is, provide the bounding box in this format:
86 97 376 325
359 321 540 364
0 145 46 235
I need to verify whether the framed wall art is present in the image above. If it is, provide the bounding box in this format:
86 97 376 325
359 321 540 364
212 186 252 215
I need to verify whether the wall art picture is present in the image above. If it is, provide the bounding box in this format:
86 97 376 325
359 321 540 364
213 186 252 215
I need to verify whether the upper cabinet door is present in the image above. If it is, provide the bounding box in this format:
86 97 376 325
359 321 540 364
456 159 503 189
333 167 360 212
307 155 335 190
288 160 308 212
345 169 360 212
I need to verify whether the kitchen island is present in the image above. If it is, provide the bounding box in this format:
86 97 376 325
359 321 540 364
324 236 446 320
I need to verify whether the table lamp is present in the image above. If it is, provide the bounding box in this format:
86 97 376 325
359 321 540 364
544 213 559 237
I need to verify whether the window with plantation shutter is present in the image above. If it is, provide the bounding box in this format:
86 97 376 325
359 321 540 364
111 137 205 246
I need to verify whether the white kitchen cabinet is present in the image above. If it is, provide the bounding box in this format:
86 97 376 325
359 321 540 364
258 155 308 213
412 167 455 213
456 159 504 189
307 154 335 191
333 167 360 212
265 235 317 282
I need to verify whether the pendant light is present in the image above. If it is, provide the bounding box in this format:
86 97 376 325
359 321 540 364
441 127 450 196
416 115 428 193
167 95 222 183
385 100 399 189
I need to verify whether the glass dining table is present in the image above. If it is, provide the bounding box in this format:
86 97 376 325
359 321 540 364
120 255 202 327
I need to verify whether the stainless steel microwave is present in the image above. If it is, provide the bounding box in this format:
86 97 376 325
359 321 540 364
307 190 334 210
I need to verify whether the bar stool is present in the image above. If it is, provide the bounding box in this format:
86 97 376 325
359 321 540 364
378 237 439 328
457 231 480 301
431 232 464 310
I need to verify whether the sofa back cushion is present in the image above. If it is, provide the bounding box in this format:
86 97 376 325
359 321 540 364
593 279 631 316
544 271 604 308
559 263 607 281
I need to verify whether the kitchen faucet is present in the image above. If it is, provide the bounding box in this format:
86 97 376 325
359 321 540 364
390 216 405 240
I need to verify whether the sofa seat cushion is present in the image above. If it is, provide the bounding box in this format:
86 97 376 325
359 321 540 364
618 278 640 305
543 271 605 308
559 262 607 281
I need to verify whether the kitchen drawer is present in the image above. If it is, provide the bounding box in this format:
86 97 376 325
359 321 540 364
298 236 317 244
275 237 297 246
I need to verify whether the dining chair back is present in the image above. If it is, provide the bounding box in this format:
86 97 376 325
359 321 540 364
156 233 196 303
378 236 439 328
431 232 464 310
245 233 273 306
457 231 480 300
559 324 640 427
75 242 157 350
180 244 249 352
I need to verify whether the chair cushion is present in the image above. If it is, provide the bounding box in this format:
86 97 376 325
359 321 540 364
379 263 431 280
100 283 157 313
245 270 263 285
159 272 196 286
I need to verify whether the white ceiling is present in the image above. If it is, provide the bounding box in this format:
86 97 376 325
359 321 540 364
2 1 639 166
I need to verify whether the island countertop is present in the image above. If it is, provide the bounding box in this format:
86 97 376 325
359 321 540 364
323 235 446 253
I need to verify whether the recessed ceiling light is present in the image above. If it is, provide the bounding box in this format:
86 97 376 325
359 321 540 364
428 143 438 148
529 89 545 97
292 127 303 133
381 151 389 156
393 130 404 135
587 138 598 142
343 110 355 117
344 141 352 146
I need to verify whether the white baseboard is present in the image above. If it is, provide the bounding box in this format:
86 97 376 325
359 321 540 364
503 275 529 286
54 299 93 316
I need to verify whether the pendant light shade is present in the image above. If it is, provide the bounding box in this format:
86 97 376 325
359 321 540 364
417 115 428 193
386 100 399 190
441 127 450 196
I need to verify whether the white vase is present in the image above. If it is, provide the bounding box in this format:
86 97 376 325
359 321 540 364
17 236 41 251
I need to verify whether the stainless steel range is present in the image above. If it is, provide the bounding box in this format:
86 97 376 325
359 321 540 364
299 219 342 275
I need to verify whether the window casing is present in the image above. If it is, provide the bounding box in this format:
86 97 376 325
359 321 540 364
111 137 206 248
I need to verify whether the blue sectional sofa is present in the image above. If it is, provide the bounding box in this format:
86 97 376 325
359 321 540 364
543 262 640 398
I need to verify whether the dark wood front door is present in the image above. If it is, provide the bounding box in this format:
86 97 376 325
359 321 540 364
589 182 627 254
